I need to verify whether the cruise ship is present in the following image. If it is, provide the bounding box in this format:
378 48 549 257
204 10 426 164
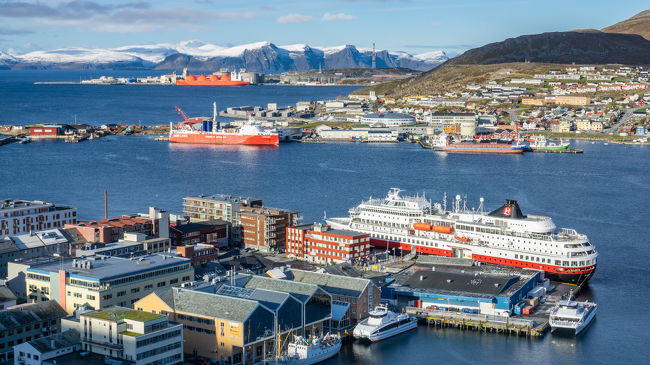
327 188 597 284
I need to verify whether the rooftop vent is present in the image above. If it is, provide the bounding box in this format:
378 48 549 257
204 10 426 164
446 279 453 283
419 275 425 281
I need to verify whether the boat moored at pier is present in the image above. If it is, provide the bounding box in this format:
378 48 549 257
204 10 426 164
353 305 418 342
550 299 597 335
327 188 597 284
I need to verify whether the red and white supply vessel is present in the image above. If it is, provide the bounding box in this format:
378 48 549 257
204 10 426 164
327 188 597 284
169 103 279 146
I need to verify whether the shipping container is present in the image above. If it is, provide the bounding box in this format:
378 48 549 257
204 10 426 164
522 306 533 315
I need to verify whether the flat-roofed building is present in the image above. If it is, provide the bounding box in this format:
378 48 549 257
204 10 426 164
10 254 193 314
169 219 229 247
183 195 263 244
0 300 67 363
135 287 275 365
0 200 77 239
72 232 170 258
62 307 183 365
385 264 541 316
240 207 299 253
286 223 370 264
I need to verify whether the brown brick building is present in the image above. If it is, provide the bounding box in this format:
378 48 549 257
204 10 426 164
240 207 299 253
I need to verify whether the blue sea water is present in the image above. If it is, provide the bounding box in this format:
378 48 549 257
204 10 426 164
1 70 649 364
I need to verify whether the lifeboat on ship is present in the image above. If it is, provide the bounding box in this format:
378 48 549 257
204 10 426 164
412 223 454 234
455 236 471 242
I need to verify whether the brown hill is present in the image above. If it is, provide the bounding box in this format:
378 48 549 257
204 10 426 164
602 9 650 41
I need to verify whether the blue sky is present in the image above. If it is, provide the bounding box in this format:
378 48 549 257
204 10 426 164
0 0 647 55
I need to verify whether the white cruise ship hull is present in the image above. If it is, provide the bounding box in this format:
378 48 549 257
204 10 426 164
353 317 418 342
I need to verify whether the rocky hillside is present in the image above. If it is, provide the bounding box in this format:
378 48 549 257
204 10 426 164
355 10 650 97
444 31 650 65
603 9 650 41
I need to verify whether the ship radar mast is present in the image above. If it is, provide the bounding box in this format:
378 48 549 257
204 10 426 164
454 194 461 212
443 192 447 212
478 197 485 214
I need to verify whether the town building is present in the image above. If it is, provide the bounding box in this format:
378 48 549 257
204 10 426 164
240 207 300 253
555 95 591 106
183 195 263 244
176 244 220 266
0 285 17 310
13 329 80 365
0 200 77 239
71 232 171 258
314 126 399 142
0 230 70 277
0 300 67 363
286 223 370 264
9 254 193 314
135 287 276 364
61 307 183 365
28 125 66 137
169 219 229 247
281 269 380 325
360 111 416 127
383 263 542 316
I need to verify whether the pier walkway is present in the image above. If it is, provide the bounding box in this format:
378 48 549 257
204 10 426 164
406 307 549 337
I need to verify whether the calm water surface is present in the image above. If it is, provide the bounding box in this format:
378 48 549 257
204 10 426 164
1 71 649 364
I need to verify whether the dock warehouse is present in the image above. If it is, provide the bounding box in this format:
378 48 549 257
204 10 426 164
383 263 541 316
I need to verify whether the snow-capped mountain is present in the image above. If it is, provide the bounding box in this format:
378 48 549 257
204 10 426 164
2 41 448 72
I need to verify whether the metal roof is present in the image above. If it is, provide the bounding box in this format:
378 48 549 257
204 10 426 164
286 269 370 298
21 329 80 354
26 254 190 281
10 229 68 250
0 300 66 331
243 275 317 303
362 112 415 120
157 287 262 323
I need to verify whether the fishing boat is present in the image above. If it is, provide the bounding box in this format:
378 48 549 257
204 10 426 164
527 136 570 151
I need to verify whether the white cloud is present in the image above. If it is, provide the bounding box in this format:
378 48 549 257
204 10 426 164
277 14 314 24
322 13 356 22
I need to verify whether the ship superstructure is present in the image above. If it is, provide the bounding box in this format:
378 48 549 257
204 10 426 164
327 188 597 284
169 103 279 146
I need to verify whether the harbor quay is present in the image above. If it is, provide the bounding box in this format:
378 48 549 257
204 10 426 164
0 190 598 364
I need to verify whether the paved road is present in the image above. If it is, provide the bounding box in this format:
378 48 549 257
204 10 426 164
609 107 635 134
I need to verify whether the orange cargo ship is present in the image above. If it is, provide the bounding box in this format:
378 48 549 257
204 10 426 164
176 74 250 86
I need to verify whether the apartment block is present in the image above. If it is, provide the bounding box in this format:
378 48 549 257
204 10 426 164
0 229 70 278
0 200 77 239
169 220 229 247
240 207 299 252
0 300 67 363
183 194 262 244
62 307 183 365
9 254 193 314
286 223 370 264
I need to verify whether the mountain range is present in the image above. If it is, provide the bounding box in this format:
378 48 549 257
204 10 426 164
0 41 448 72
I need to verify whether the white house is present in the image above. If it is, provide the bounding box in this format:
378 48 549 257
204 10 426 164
13 329 80 365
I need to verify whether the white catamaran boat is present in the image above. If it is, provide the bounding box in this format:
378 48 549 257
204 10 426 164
352 305 418 342
549 300 597 335
273 334 342 365
327 188 597 284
